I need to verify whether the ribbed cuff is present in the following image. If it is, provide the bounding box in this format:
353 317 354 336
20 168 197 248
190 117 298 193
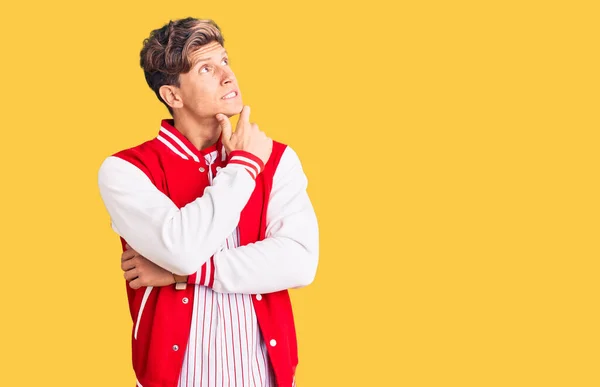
227 150 265 179
199 256 215 288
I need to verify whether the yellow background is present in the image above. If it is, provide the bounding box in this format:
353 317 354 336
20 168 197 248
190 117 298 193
1 0 598 386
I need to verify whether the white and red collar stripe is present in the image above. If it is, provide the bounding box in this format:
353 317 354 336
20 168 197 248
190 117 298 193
156 119 265 180
156 119 224 163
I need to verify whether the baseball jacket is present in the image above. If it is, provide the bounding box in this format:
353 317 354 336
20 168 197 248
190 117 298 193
97 119 319 387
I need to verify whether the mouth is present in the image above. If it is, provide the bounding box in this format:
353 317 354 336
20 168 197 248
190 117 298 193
221 90 239 100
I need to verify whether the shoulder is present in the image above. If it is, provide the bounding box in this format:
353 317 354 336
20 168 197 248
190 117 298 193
270 141 307 186
271 140 288 160
262 140 304 178
269 140 304 168
114 139 162 168
98 138 163 184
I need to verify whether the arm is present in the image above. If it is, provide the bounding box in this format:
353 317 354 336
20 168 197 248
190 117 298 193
211 146 319 294
98 151 264 275
118 147 318 294
119 243 203 290
122 147 319 294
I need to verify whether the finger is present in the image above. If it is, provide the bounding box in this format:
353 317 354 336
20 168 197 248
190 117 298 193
129 278 142 290
125 243 131 250
266 137 273 152
121 257 137 271
251 123 259 131
124 268 138 281
121 248 137 261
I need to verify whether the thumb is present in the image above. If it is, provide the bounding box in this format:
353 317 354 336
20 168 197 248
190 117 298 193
216 114 232 146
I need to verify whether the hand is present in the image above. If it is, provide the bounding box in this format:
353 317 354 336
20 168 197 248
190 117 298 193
216 105 273 165
121 244 176 289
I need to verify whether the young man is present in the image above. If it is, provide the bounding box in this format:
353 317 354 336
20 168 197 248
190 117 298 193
97 17 319 387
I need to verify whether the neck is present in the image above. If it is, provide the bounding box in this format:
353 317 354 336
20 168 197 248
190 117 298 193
173 112 221 151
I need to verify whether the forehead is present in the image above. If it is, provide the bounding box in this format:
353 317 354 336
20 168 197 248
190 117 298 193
189 41 226 64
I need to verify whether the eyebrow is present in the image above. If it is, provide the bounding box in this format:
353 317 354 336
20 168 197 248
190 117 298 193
194 51 228 65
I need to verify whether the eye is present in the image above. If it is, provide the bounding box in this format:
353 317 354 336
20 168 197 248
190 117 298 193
200 66 210 73
222 58 229 65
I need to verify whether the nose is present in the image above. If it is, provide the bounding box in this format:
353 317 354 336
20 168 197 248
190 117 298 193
220 67 235 86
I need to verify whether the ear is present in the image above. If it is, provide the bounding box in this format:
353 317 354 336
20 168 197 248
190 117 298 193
159 85 184 110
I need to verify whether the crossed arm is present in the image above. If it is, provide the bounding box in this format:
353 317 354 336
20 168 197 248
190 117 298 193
120 243 186 290
98 146 319 294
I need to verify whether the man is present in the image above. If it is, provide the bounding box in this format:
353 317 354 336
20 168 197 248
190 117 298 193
97 17 319 387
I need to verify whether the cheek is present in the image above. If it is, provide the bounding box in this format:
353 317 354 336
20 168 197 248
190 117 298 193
192 81 219 104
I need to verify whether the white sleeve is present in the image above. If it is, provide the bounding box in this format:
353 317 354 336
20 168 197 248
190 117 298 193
97 154 259 275
212 147 319 294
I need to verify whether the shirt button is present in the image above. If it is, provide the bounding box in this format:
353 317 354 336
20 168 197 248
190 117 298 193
198 167 206 173
182 297 189 304
269 339 277 347
172 345 179 351
216 166 222 172
256 294 262 301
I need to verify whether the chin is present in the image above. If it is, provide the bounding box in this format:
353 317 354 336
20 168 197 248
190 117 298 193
225 103 244 117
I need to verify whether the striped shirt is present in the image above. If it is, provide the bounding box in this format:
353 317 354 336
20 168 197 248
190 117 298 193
177 149 276 387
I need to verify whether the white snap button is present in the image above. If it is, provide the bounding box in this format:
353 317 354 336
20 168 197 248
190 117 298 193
199 167 206 172
172 345 179 351
269 339 277 347
216 166 222 172
256 294 262 301
182 297 189 304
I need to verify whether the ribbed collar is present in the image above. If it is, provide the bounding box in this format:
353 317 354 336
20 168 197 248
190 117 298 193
156 119 226 163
